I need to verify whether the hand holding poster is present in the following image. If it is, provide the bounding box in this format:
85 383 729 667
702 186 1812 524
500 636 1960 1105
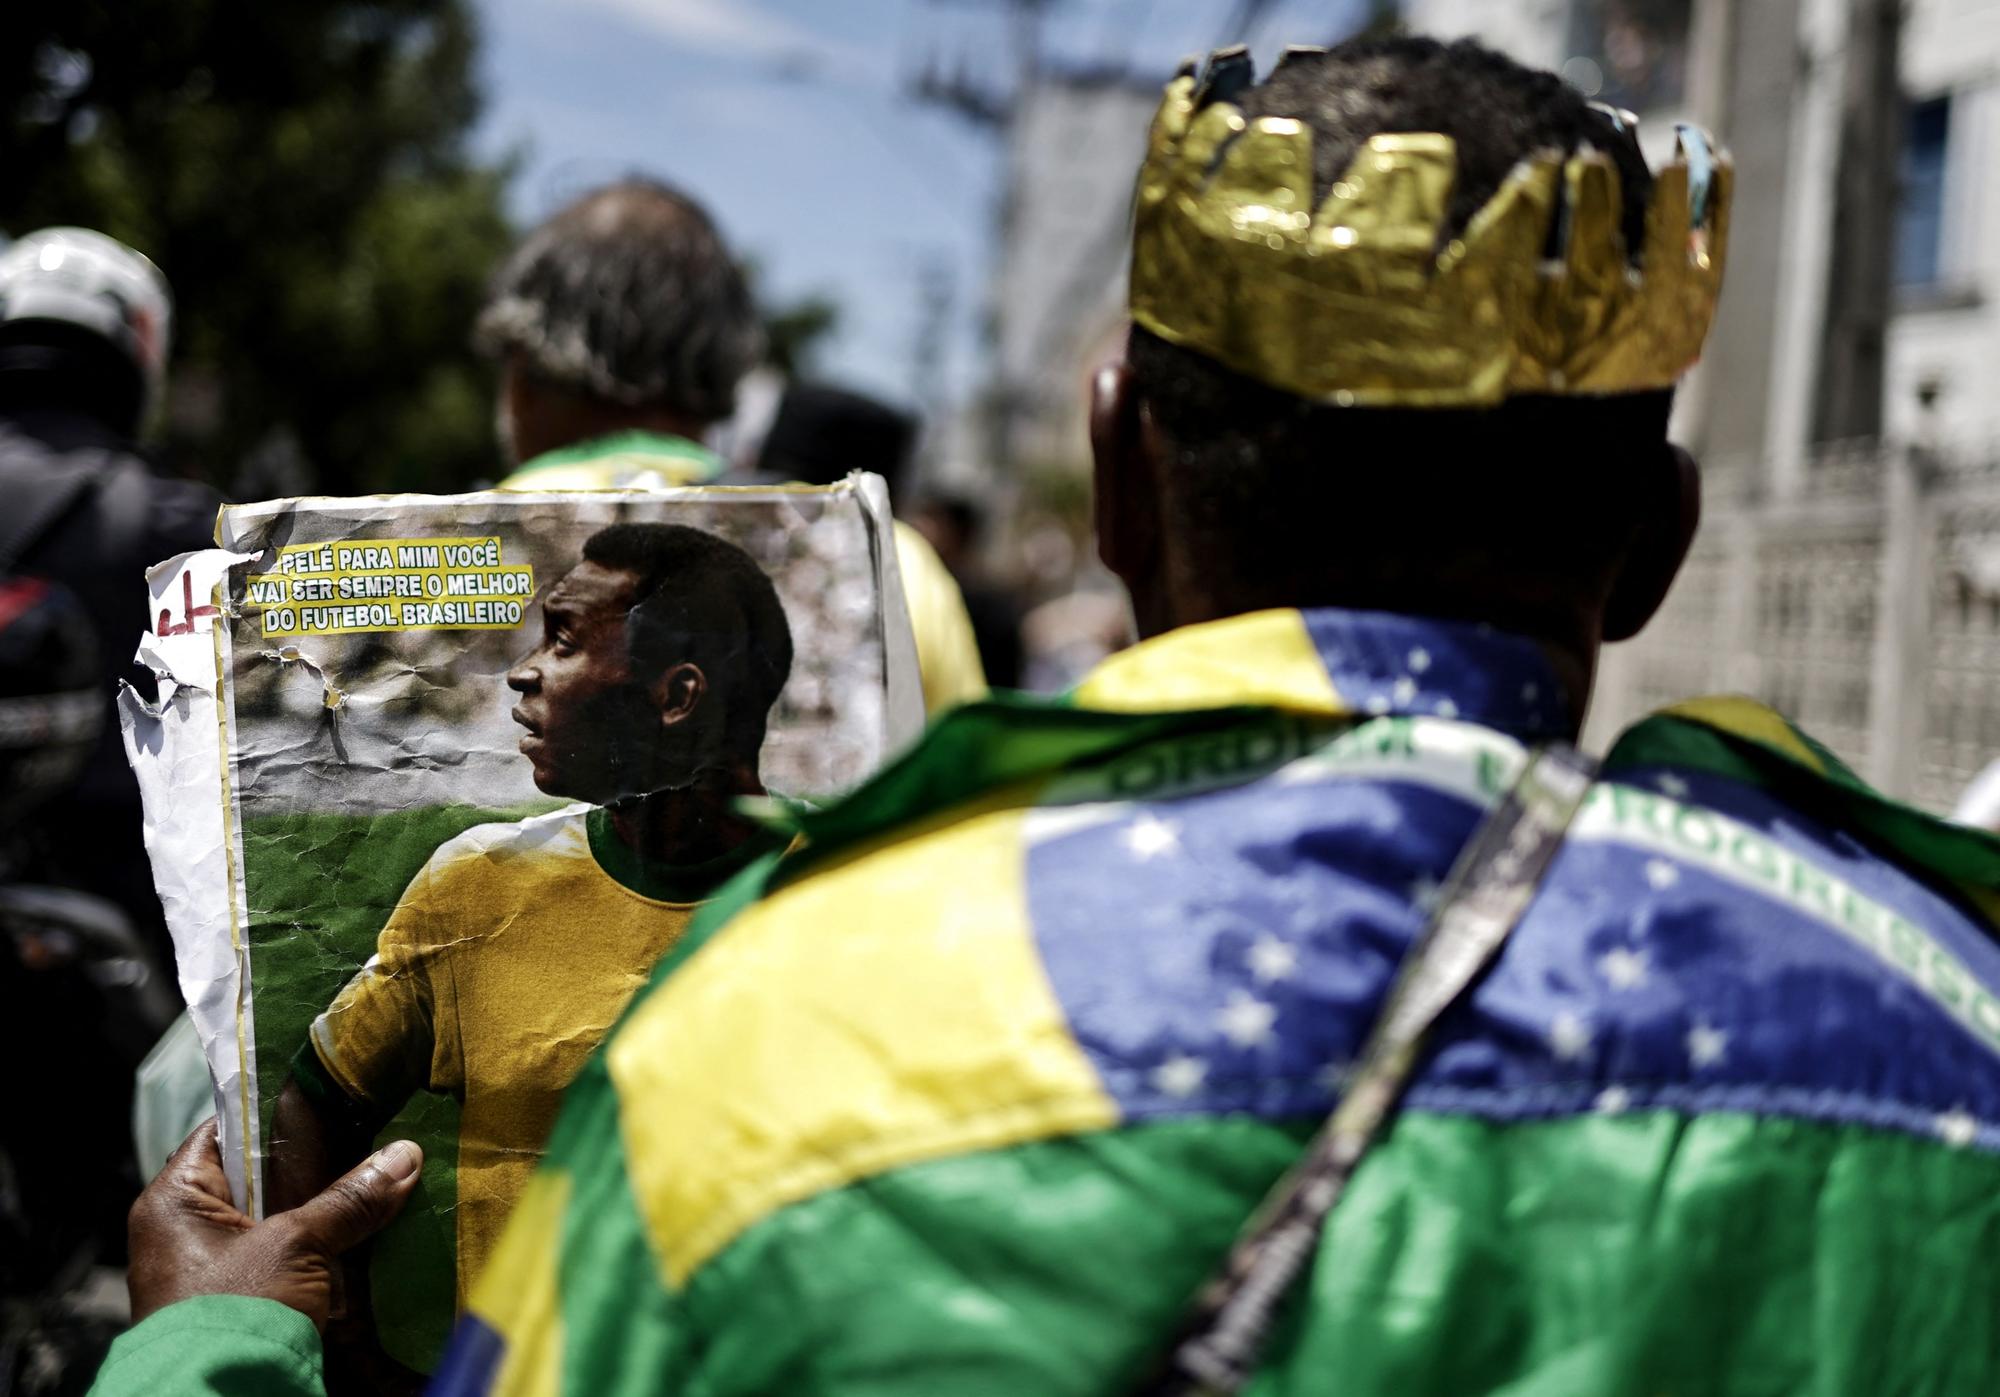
122 479 919 1373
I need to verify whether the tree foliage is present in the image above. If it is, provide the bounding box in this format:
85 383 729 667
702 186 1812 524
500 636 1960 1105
761 292 842 379
2 1 516 494
738 259 841 380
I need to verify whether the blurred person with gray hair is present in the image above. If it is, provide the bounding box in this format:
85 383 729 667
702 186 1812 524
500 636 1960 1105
483 179 987 713
478 178 761 487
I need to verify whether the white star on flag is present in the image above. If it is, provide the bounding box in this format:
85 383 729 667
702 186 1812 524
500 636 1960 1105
1687 1022 1728 1068
1594 1086 1633 1115
1656 773 1690 799
1549 1010 1593 1062
1315 1058 1353 1094
1409 875 1444 915
1644 859 1680 890
1408 647 1432 673
1435 699 1459 720
1216 990 1278 1048
1124 814 1180 861
1246 934 1298 984
1937 1109 1979 1149
1598 946 1650 990
1392 675 1419 706
1522 682 1540 703
1152 1054 1209 1099
1366 693 1392 715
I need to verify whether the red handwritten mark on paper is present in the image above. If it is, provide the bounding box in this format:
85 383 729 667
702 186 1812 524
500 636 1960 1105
157 569 221 637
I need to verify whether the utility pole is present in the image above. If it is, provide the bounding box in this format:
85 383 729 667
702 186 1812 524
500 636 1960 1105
1811 0 1903 444
908 0 1059 501
910 0 1056 132
908 254 956 476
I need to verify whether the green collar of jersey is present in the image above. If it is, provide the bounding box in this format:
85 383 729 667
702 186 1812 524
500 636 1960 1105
585 804 779 904
507 430 723 483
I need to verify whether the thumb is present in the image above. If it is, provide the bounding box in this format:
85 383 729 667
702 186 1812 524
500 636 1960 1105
287 1140 424 1257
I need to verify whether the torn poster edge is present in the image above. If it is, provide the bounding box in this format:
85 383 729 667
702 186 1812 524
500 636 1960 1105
118 545 266 1214
855 470 926 756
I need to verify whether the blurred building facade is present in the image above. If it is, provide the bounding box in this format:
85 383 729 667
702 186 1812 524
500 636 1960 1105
979 71 1157 485
954 69 1157 640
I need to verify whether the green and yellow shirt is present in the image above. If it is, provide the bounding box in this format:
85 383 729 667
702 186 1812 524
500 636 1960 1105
305 804 762 1302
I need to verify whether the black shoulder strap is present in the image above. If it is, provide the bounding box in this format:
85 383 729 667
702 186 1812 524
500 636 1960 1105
1135 741 1600 1396
0 459 109 576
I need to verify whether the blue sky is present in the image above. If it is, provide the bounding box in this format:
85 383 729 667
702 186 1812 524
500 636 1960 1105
473 0 1366 413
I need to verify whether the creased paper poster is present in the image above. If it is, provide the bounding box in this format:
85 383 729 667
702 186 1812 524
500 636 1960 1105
124 479 920 1374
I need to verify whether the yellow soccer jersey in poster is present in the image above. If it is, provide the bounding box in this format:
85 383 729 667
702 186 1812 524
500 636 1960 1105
308 804 735 1299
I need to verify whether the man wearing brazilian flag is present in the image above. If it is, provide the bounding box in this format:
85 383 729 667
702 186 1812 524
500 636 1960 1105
102 34 2000 1397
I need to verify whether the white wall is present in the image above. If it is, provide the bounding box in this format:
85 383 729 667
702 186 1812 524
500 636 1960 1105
1762 0 1846 491
1886 0 2000 450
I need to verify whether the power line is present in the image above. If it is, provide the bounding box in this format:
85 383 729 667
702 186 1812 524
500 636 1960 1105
1213 0 1281 49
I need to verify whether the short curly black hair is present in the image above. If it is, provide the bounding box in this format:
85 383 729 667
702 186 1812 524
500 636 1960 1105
1234 35 1654 246
582 522 793 759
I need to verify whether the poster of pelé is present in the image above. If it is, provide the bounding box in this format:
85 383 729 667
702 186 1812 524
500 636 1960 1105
123 478 919 1378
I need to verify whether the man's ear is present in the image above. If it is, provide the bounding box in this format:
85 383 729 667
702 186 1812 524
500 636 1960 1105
656 662 707 727
1603 444 1701 643
1090 353 1162 596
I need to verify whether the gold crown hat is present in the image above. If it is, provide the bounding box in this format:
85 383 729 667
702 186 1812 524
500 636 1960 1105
1128 46 1733 406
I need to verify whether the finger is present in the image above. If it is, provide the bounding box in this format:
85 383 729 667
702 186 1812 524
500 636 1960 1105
287 1140 424 1257
159 1116 223 1182
129 1118 238 1270
147 1116 241 1212
162 1115 252 1217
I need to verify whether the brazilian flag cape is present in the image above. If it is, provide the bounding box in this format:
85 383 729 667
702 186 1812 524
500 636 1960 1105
435 608 2000 1395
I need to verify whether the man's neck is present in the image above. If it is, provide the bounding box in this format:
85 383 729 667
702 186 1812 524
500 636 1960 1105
605 770 768 868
